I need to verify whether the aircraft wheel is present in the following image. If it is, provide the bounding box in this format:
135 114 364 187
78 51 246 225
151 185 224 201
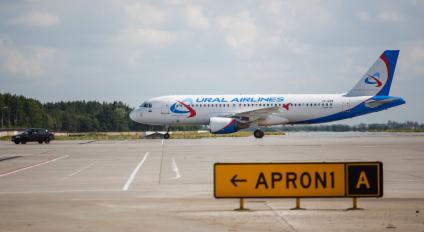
253 129 264 139
164 133 170 139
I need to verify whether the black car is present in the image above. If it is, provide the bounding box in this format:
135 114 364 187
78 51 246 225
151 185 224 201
11 128 55 144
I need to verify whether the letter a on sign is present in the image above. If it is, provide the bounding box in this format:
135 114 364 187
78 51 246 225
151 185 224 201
356 171 370 189
347 163 382 197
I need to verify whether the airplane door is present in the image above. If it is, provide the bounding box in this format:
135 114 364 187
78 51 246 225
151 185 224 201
161 104 170 114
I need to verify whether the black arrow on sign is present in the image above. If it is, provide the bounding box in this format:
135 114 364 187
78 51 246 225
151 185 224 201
231 175 247 187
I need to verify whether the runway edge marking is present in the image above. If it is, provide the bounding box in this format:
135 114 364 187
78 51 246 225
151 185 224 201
122 152 149 191
0 155 69 178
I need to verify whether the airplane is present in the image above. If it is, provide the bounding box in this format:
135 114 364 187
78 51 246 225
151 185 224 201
130 50 405 139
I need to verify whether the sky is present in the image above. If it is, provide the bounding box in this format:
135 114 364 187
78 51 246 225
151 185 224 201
0 0 423 124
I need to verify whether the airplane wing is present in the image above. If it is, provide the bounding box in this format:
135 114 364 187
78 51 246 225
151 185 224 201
224 106 283 122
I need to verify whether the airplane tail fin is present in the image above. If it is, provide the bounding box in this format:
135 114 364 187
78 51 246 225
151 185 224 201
345 50 399 97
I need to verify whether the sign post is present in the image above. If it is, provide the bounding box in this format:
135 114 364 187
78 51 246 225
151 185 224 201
214 162 383 210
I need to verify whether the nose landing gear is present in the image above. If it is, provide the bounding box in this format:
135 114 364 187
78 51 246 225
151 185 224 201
253 129 264 139
164 125 170 139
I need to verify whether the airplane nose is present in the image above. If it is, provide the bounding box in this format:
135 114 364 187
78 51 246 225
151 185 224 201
129 109 141 122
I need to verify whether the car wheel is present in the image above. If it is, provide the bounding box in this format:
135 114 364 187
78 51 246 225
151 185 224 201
45 138 50 144
38 141 43 144
14 141 20 144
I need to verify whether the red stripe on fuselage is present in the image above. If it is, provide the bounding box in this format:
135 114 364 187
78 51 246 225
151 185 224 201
178 101 196 118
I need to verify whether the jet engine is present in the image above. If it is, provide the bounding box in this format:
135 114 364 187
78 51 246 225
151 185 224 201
209 117 248 134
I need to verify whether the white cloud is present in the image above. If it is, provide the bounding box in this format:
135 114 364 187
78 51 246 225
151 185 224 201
12 11 59 28
356 11 371 22
399 43 424 76
261 0 284 16
282 37 309 55
0 37 56 78
217 11 257 58
356 11 402 23
184 5 210 30
120 27 176 48
260 0 333 31
376 11 402 22
124 2 166 26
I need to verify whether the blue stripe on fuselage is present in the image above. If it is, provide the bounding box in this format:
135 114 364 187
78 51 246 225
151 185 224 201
294 96 405 124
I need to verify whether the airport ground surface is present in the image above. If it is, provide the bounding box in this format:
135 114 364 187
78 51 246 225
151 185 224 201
0 132 423 232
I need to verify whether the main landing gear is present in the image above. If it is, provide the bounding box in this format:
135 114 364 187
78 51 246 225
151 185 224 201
253 129 264 139
164 133 170 139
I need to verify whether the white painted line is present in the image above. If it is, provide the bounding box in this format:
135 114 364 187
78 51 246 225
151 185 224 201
0 189 120 194
0 155 69 178
161 139 164 145
170 157 181 180
122 152 149 191
61 161 97 181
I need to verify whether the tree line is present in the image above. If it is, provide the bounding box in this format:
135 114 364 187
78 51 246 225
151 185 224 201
280 121 424 132
0 93 153 132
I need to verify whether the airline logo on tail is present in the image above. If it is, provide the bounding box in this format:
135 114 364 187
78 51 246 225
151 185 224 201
364 72 382 87
170 98 196 118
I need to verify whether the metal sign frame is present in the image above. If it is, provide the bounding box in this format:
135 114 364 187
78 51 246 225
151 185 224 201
214 162 383 199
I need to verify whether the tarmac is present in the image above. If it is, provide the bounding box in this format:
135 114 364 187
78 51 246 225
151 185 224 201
0 132 423 231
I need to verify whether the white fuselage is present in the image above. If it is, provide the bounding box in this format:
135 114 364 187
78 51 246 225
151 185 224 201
130 94 370 126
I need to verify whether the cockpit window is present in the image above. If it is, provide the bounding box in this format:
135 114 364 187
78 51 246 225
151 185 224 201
140 102 152 108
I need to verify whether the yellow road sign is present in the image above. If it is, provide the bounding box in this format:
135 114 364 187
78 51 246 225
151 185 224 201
214 162 382 198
